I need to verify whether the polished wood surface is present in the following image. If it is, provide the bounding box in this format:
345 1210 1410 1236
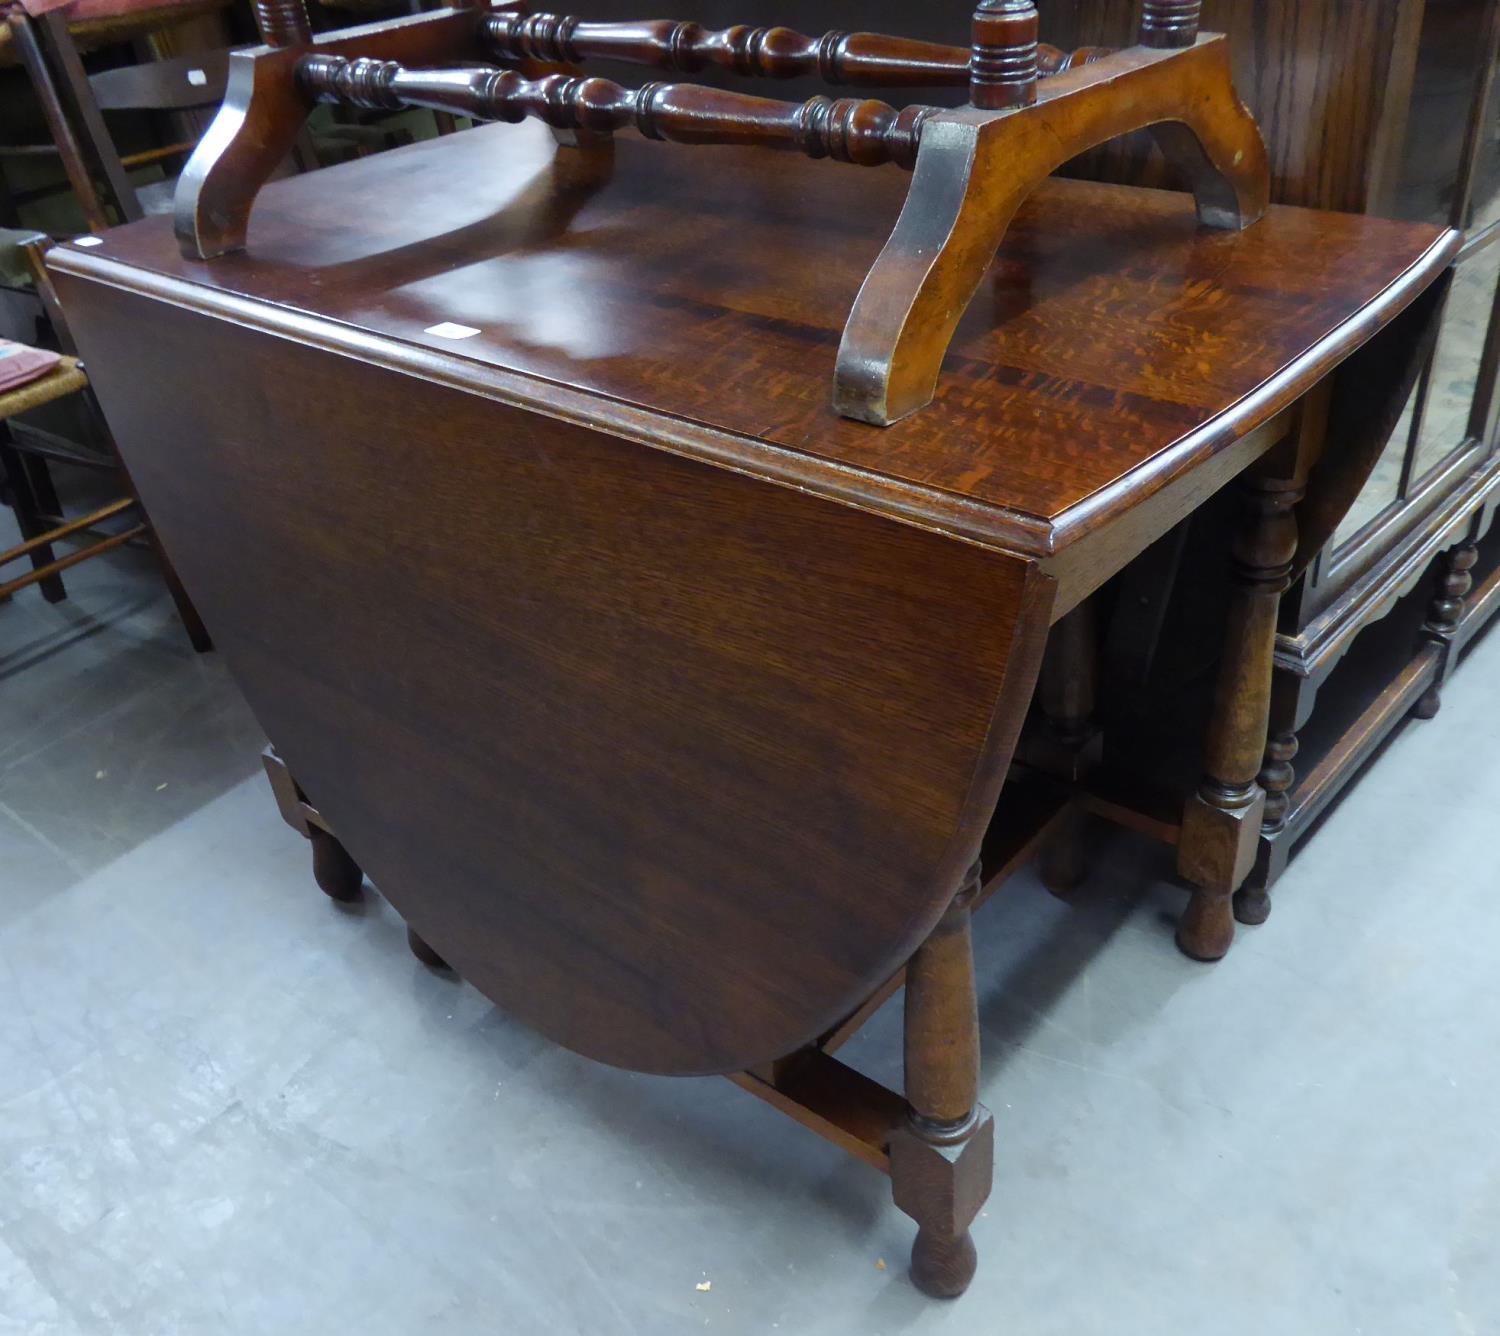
73 121 1454 548
174 3 1271 423
53 255 1055 1076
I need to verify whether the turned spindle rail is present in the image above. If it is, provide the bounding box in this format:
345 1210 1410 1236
173 0 1267 424
479 10 1109 84
299 57 933 167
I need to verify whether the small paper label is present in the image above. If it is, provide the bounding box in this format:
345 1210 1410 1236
187 68 208 86
73 236 104 248
424 322 481 340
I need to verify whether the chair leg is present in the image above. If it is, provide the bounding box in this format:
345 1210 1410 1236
33 10 143 223
0 424 67 603
146 530 213 652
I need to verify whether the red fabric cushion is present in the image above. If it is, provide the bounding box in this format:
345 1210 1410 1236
21 0 214 23
0 341 62 394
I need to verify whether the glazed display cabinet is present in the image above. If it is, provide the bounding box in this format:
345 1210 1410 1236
1026 0 1500 898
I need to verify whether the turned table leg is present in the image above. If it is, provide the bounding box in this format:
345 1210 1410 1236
890 862 993 1298
1176 466 1301 960
1034 600 1100 898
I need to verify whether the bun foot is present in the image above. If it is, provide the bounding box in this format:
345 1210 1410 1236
309 828 362 902
910 1227 977 1299
407 926 452 973
1176 888 1233 961
1412 686 1441 720
1037 813 1087 901
1233 884 1271 925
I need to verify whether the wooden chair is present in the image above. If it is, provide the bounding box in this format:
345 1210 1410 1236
0 0 257 231
0 229 208 647
1 0 242 231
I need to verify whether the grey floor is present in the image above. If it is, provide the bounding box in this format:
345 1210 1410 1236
2 499 1498 1336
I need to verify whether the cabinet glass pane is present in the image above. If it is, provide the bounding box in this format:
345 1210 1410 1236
1333 388 1416 549
1470 43 1500 228
1411 241 1500 481
1391 0 1493 224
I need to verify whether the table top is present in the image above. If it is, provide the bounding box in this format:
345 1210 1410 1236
54 120 1457 555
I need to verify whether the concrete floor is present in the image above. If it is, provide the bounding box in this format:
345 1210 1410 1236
2 498 1498 1336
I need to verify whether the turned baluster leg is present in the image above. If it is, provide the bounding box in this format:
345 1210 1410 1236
1035 600 1099 897
891 862 993 1299
1140 0 1202 48
1412 541 1479 719
1177 469 1301 961
970 1 1038 110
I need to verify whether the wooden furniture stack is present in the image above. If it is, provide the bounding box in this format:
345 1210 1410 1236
0 230 207 640
48 0 1458 1301
1 0 237 230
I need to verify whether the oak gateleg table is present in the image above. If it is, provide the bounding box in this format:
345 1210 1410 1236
49 119 1456 1297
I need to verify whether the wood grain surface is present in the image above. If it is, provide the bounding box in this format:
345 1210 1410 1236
59 121 1454 553
52 274 1055 1075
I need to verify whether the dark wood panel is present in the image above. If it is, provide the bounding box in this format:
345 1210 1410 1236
55 275 1056 1077
1043 0 1426 213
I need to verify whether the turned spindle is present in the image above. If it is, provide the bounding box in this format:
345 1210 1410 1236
1256 731 1298 832
298 57 934 169
1413 541 1479 719
1140 0 1202 49
252 0 311 48
482 12 1100 88
970 1 1038 110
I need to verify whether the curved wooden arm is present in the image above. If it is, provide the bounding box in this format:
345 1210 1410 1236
174 5 491 259
481 12 1106 87
300 56 934 167
835 35 1270 425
